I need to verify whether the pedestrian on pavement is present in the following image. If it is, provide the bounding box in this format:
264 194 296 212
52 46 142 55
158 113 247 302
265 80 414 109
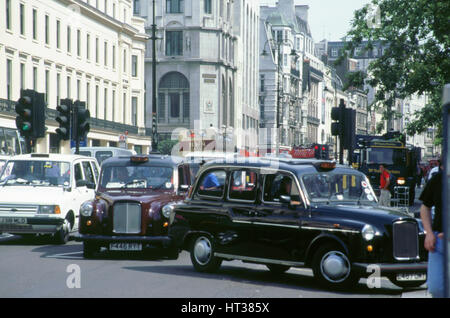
419 157 444 298
378 164 391 207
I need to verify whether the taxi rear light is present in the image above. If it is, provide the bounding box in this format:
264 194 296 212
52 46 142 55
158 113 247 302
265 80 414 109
130 156 149 163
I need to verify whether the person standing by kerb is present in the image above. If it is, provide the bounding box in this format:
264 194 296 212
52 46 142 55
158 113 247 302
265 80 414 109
378 164 391 207
420 157 444 297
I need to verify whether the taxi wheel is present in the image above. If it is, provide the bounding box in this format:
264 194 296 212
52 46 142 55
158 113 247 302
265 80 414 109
312 243 359 289
266 264 291 274
190 235 222 273
54 219 70 245
83 242 100 259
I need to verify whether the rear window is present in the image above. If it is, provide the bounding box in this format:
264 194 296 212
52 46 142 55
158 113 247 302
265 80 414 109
95 151 113 164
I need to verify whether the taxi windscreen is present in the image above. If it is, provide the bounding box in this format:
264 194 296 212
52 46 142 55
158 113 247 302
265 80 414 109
100 165 174 189
301 172 377 205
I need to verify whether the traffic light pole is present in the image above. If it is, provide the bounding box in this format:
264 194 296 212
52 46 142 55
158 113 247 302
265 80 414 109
339 99 345 165
150 0 158 153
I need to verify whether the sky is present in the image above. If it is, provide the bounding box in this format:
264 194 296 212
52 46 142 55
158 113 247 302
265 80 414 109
260 0 372 42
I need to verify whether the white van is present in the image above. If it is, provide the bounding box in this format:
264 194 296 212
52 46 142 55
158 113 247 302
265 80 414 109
71 147 136 165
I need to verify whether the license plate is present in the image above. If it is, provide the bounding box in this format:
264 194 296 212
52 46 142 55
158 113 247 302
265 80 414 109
109 243 142 251
0 217 27 225
396 273 427 281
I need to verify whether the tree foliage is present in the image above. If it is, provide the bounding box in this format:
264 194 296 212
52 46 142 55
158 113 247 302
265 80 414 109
337 0 450 138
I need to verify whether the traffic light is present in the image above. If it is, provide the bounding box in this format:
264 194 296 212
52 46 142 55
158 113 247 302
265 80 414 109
55 99 72 140
331 99 345 137
15 90 34 137
74 101 90 140
15 89 46 139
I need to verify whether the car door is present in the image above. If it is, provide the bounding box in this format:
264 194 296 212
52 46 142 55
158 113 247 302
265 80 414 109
71 161 95 229
251 172 304 261
215 168 260 257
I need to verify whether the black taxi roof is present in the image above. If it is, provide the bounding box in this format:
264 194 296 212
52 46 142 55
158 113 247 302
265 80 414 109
101 154 185 167
200 156 353 174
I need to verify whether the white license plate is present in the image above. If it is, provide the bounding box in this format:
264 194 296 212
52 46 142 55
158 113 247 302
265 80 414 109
0 217 27 224
396 273 427 281
109 243 142 251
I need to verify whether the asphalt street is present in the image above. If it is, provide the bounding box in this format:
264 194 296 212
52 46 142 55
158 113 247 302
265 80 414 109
0 187 429 299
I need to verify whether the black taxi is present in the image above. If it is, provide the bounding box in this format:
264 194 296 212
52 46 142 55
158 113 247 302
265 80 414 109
169 157 428 288
76 154 198 258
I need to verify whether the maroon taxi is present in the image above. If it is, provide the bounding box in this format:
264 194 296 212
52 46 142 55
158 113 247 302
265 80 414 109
76 154 196 258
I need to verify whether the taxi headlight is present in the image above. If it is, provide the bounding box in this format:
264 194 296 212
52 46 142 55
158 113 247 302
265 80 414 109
362 224 375 241
80 202 94 217
397 177 406 185
38 205 60 214
162 204 174 219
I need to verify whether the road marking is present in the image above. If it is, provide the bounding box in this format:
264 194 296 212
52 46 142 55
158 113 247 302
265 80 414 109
45 251 84 259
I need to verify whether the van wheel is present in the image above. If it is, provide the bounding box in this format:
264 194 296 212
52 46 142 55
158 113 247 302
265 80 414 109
312 243 359 289
190 235 222 273
266 264 290 274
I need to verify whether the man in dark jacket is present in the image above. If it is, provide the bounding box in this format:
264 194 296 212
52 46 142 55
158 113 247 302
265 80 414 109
419 157 443 297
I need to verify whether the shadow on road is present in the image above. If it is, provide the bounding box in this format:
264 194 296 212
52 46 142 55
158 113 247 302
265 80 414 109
123 262 406 297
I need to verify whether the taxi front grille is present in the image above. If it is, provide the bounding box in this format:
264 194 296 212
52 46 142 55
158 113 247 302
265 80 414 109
392 221 419 260
0 204 38 214
113 203 141 234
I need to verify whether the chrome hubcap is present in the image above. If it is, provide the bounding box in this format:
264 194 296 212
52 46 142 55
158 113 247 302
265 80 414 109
194 237 212 265
320 251 351 283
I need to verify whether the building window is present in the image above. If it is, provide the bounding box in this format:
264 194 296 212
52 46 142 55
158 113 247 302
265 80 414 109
32 9 37 40
45 15 49 45
67 76 71 98
123 92 127 124
6 59 12 100
331 48 338 57
67 26 71 53
113 3 116 18
33 66 38 90
132 55 138 77
20 3 25 35
204 0 212 14
96 38 99 63
158 72 190 124
95 85 99 118
56 20 60 49
6 0 11 30
104 88 108 120
77 79 80 100
86 82 90 109
133 0 140 15
112 45 116 69
112 89 116 122
45 70 50 103
86 34 90 60
49 134 60 153
77 30 81 57
131 97 138 126
104 42 108 66
20 63 25 91
56 73 61 105
165 31 183 56
166 0 184 13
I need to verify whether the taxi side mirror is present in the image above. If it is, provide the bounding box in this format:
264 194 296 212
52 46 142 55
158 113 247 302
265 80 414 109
280 195 291 204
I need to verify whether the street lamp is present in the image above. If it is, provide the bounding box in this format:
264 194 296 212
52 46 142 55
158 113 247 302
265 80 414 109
261 38 298 156
150 0 159 153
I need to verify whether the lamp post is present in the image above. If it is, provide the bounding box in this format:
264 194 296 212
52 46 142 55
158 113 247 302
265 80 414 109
150 0 158 153
262 38 298 156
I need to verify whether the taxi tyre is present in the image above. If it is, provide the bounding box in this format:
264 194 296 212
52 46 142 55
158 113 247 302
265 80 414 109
190 234 222 273
312 243 360 289
83 241 100 259
54 218 71 245
387 274 427 289
266 264 291 274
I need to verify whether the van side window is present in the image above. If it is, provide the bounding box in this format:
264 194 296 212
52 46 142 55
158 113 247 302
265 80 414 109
95 151 113 164
197 170 226 198
229 170 257 202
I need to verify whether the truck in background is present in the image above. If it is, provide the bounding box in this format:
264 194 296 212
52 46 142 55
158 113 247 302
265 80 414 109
353 131 421 206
